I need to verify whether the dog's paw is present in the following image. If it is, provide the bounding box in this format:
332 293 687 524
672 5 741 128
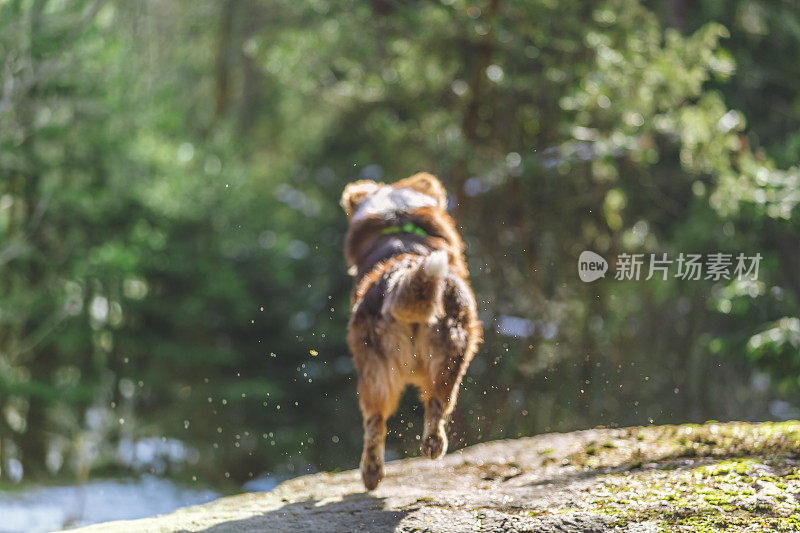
361 457 384 491
421 429 448 459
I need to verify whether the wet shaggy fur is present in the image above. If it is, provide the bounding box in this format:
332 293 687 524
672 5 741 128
341 172 482 490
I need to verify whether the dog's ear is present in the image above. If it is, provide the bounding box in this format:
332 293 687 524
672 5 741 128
395 172 447 209
341 180 381 218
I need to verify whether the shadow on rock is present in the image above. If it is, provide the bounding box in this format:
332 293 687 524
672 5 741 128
193 492 409 533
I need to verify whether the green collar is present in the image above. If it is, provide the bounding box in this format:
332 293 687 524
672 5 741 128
381 222 428 237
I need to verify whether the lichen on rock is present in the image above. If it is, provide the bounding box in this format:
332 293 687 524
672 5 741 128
72 421 800 532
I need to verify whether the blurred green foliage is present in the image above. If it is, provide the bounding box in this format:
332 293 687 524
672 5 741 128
1 0 799 487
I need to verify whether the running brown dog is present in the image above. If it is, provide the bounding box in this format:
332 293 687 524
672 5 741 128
341 172 482 490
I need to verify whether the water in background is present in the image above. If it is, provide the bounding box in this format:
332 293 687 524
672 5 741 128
0 476 219 532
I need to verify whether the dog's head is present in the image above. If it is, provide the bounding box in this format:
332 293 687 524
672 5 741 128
341 172 463 276
340 172 448 221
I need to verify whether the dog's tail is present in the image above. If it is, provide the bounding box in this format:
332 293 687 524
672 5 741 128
382 250 448 324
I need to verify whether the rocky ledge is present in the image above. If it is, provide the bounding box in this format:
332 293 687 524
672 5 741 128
72 421 800 532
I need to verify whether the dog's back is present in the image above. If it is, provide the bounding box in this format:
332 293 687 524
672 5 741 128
341 172 482 490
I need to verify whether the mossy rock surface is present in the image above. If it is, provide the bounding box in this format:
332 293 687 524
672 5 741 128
72 421 800 532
